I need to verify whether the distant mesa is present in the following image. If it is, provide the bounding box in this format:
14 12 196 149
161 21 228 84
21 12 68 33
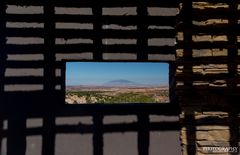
103 79 143 87
66 79 168 89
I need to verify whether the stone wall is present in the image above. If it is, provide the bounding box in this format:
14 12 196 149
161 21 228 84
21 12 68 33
176 1 240 154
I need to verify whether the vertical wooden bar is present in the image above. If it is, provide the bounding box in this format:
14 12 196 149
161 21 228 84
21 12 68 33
42 114 56 155
7 112 26 155
42 0 56 155
44 0 56 94
0 0 6 102
137 114 149 155
227 1 238 88
227 1 239 153
169 62 178 105
0 117 3 154
181 0 196 154
2 1 28 155
182 0 193 71
93 114 104 155
0 3 6 152
92 1 103 60
137 1 148 60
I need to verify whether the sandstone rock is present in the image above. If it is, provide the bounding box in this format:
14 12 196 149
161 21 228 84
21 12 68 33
193 19 228 26
196 140 229 147
192 2 229 9
90 96 97 103
65 98 74 104
181 130 231 144
65 94 87 104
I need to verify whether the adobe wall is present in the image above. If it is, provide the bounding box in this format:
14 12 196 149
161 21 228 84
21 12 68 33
176 1 240 154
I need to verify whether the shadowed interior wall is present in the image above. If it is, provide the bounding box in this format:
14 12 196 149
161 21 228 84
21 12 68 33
0 1 181 155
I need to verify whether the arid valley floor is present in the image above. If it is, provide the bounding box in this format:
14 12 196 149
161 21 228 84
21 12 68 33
66 86 169 104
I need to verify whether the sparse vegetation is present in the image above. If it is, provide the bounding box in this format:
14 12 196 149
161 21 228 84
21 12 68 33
65 87 169 104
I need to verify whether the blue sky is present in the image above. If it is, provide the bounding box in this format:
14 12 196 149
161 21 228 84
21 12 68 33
66 62 169 86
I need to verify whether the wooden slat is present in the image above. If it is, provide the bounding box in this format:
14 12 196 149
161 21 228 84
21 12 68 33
6 0 43 6
5 44 45 54
56 104 180 116
93 114 104 155
138 114 150 155
177 41 239 49
54 15 94 23
4 77 44 84
192 8 240 20
102 16 176 26
6 14 44 22
137 1 148 60
54 15 176 26
6 28 45 37
6 61 45 68
147 29 176 38
54 44 176 54
177 23 240 34
7 0 179 8
4 77 62 86
7 113 26 155
0 0 7 98
54 29 176 39
176 73 240 81
55 29 95 38
92 2 103 60
146 46 176 54
102 45 175 54
192 0 240 3
53 0 180 7
0 121 181 138
55 44 94 52
177 57 240 65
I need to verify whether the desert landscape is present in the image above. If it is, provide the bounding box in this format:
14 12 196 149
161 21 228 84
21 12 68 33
65 80 169 104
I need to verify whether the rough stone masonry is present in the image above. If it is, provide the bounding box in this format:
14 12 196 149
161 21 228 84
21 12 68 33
176 1 240 154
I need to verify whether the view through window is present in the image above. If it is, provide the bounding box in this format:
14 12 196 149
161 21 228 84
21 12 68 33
65 62 169 104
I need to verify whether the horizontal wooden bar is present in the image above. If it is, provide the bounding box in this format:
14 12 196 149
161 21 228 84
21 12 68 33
54 15 94 23
55 29 138 39
147 29 176 38
176 56 240 65
146 46 176 54
54 29 176 39
192 0 240 3
4 77 62 85
6 0 180 7
0 121 179 138
176 73 240 81
4 77 44 84
54 15 176 26
53 0 180 7
177 41 239 49
0 103 179 118
54 44 176 54
177 23 240 35
57 104 180 116
192 8 240 20
6 14 44 22
6 0 44 6
5 61 45 68
6 28 45 37
5 44 45 54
